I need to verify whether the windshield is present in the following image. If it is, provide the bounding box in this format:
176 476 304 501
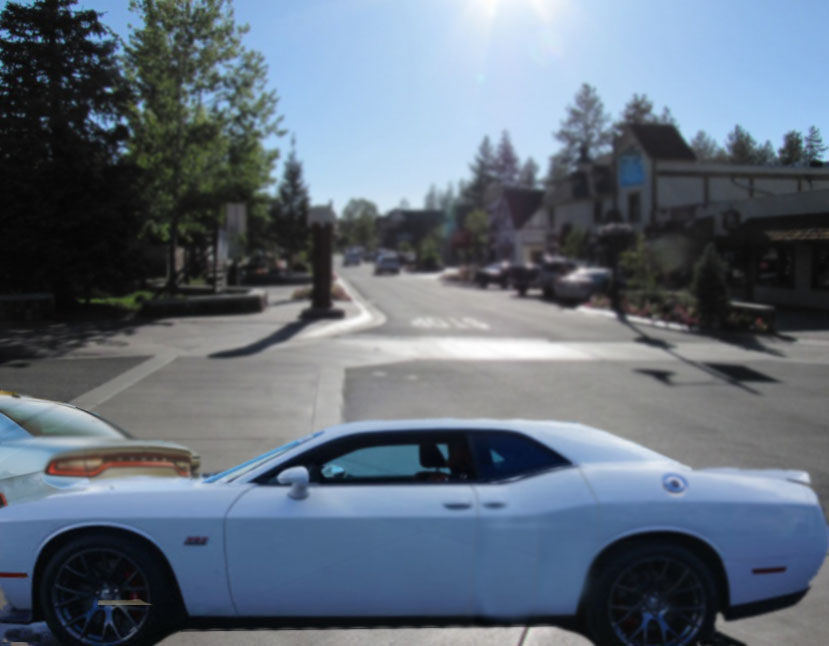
0 399 128 440
204 431 324 483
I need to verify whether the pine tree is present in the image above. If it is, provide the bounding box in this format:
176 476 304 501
494 130 519 185
725 125 759 164
463 136 497 209
0 0 139 304
778 131 803 166
804 126 827 163
270 139 310 269
518 157 539 188
555 83 612 168
689 130 724 161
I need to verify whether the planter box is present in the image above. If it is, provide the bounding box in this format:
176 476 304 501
139 289 267 318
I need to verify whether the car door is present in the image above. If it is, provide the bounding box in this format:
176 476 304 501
224 431 479 617
469 431 599 618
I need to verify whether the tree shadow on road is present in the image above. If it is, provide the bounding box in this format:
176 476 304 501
209 319 313 359
0 319 157 364
620 318 768 396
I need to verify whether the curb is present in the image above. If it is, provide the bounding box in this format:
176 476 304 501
576 305 692 333
297 277 386 341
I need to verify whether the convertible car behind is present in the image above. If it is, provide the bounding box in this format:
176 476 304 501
0 419 825 646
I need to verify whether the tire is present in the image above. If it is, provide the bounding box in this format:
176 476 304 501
517 285 527 297
40 534 183 646
585 541 718 646
542 285 553 299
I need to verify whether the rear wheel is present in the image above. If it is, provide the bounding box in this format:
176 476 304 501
586 541 717 646
40 534 182 646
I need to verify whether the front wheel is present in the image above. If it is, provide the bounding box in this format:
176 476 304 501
585 541 718 646
40 534 183 646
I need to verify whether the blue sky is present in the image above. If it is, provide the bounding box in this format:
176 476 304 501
80 0 829 214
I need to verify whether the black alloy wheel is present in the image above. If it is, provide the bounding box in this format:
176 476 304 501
586 541 717 646
41 534 182 646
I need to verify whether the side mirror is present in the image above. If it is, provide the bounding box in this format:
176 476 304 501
277 466 310 500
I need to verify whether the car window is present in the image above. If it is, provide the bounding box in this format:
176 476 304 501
280 432 475 484
471 431 569 482
0 399 127 439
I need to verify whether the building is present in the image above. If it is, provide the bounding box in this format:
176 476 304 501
488 187 547 263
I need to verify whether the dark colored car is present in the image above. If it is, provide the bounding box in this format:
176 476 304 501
475 262 511 289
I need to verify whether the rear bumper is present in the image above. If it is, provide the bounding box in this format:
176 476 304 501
723 588 809 620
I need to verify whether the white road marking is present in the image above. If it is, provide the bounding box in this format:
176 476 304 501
412 317 490 330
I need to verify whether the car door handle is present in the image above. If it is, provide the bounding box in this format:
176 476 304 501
443 502 472 510
483 501 506 509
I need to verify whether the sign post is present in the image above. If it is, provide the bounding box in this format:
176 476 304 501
301 204 345 320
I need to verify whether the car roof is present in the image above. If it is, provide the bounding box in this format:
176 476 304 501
272 418 675 468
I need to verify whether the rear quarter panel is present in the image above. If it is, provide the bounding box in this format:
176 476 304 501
581 464 828 606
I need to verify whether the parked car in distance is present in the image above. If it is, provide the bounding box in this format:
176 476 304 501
554 267 612 303
374 253 401 275
0 392 199 506
509 261 539 296
2 418 825 646
475 262 511 289
343 249 361 266
538 255 577 298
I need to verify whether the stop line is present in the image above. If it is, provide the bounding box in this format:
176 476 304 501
411 317 490 330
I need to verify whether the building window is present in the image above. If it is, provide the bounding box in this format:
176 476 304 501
813 246 829 290
593 200 603 223
756 244 794 289
627 192 641 223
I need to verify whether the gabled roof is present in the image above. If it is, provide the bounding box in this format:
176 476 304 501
629 124 696 161
499 187 545 230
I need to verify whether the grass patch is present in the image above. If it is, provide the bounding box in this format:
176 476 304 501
88 290 155 312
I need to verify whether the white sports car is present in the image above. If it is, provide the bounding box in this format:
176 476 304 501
0 419 826 646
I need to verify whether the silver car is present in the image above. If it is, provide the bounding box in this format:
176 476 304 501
554 267 611 302
0 392 199 506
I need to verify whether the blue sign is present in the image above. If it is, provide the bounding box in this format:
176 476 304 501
619 153 644 187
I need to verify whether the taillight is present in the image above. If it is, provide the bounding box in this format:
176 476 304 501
46 453 191 478
0 493 7 508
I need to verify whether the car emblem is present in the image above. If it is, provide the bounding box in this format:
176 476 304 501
662 474 688 494
184 536 208 546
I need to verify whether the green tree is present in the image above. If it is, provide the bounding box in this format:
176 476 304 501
804 125 827 163
555 83 612 168
778 130 804 166
464 208 490 263
270 140 310 269
423 184 439 209
620 234 661 292
725 125 760 164
518 157 539 188
463 136 497 209
755 140 777 166
0 0 140 304
691 243 730 328
544 152 569 186
339 198 378 250
562 228 589 260
125 0 282 291
689 130 724 161
494 130 519 185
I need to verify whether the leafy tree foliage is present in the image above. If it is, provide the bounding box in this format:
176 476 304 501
0 0 139 304
725 125 762 164
555 83 612 168
339 198 378 250
463 136 497 209
691 243 730 328
270 141 310 267
689 130 725 161
562 228 589 260
804 125 827 163
494 130 519 185
518 157 539 188
778 130 804 166
544 153 569 186
125 0 282 290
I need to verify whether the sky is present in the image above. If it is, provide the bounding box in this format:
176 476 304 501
79 0 829 214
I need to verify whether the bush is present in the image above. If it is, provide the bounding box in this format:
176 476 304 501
691 243 729 329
